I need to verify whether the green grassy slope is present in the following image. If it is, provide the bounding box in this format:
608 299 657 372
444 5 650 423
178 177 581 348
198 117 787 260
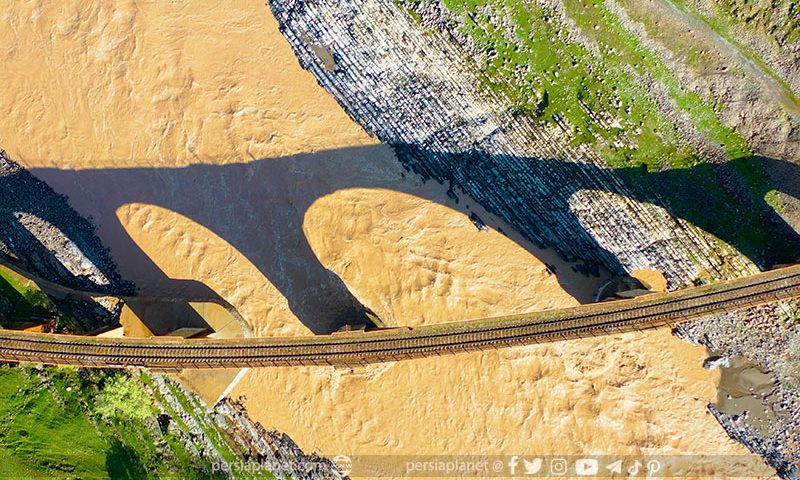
0 366 237 480
0 268 54 329
430 0 751 168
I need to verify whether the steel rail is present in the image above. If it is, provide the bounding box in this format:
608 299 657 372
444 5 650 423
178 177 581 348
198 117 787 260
0 265 798 369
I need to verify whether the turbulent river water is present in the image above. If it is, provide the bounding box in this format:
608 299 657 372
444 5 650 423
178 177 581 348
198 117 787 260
0 1 771 477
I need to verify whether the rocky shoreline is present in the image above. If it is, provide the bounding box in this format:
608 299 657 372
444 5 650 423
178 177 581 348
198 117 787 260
213 396 345 479
269 0 761 283
678 308 800 479
0 151 134 332
151 375 346 479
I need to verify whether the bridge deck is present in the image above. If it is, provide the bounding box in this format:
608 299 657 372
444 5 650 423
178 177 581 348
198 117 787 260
1 265 799 369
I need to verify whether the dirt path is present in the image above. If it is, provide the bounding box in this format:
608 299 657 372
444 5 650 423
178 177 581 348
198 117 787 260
658 0 800 118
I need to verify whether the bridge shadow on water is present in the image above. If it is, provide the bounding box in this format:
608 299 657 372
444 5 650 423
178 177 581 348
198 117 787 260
392 146 800 272
2 144 799 334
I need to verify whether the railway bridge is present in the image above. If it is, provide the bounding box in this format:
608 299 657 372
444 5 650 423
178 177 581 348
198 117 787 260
1 264 799 370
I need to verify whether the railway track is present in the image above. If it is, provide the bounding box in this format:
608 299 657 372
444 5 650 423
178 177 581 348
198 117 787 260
1 264 799 370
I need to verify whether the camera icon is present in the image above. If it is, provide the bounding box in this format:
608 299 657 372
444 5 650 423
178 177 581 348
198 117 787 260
550 459 568 476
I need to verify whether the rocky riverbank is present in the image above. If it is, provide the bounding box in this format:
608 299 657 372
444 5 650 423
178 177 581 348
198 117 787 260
152 375 346 479
213 397 344 479
678 306 800 479
0 151 133 331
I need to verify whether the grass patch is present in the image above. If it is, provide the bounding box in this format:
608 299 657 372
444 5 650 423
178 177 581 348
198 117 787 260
0 268 53 328
423 0 745 169
0 365 257 479
398 0 757 166
0 366 110 478
559 0 751 160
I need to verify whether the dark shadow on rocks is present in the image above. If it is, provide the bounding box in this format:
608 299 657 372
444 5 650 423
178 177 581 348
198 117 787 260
0 153 129 294
615 156 800 268
0 152 131 331
16 144 799 336
0 152 216 333
393 145 800 272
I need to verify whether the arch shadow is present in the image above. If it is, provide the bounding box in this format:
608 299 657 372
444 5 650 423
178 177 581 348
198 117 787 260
2 145 799 334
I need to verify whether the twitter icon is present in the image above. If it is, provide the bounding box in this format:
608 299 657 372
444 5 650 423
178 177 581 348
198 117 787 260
524 458 543 475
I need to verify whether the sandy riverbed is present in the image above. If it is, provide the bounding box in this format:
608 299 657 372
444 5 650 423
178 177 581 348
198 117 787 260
0 0 767 477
